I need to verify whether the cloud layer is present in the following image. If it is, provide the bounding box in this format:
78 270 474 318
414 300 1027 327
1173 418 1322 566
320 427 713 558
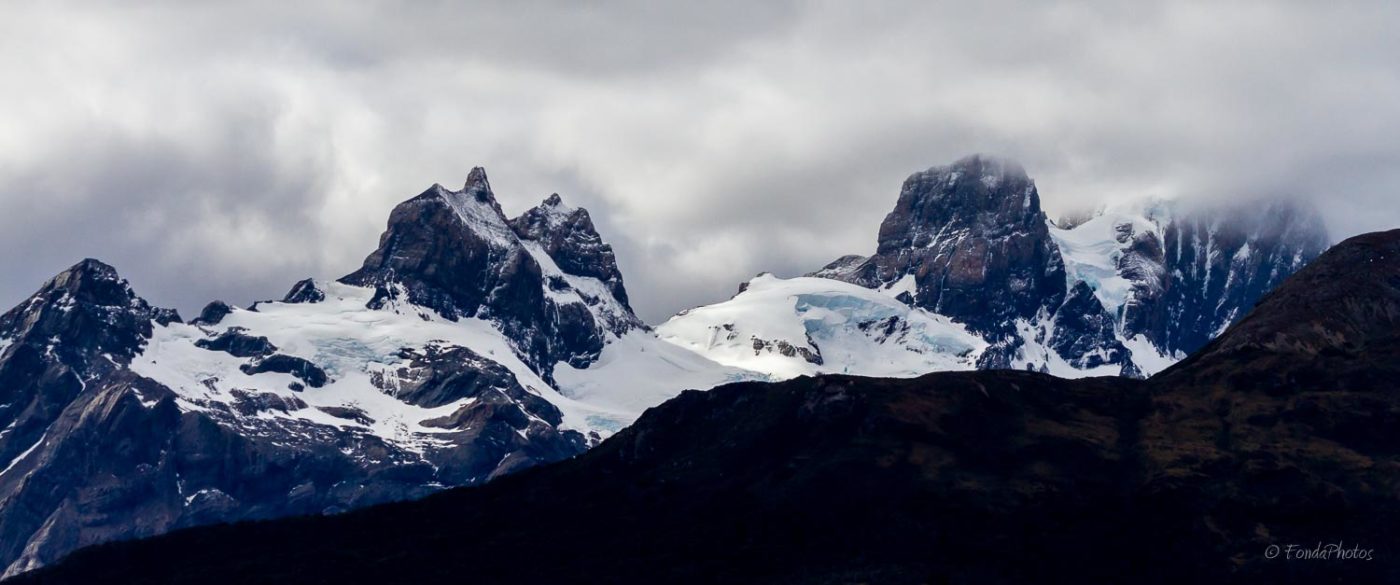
2 1 1398 322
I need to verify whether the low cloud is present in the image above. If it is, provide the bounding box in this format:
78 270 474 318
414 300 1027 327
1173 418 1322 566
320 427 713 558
2 1 1397 322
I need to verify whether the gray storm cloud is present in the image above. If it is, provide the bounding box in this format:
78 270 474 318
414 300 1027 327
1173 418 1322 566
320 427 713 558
1 1 1398 323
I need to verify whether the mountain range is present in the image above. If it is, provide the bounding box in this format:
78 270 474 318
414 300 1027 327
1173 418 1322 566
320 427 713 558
14 226 1399 584
0 155 1331 575
662 155 1328 379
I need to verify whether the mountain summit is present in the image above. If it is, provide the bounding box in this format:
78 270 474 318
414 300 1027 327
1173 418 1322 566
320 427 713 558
340 168 640 375
0 158 1342 577
0 168 745 576
25 229 1398 585
839 153 1068 333
669 155 1327 379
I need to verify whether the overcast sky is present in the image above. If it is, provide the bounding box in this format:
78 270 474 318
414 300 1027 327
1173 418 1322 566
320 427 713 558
2 1 1398 323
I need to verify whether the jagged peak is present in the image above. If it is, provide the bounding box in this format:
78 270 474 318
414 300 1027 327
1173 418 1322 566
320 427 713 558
510 193 595 243
37 258 139 308
0 257 180 361
57 258 121 283
464 167 493 201
416 169 518 249
404 169 510 234
535 193 580 224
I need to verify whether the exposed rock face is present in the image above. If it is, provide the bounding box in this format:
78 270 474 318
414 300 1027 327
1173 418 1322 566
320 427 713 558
189 301 232 326
509 193 632 311
839 155 1068 334
339 170 554 361
1158 228 1400 384
0 260 182 556
340 169 638 376
0 263 421 576
807 155 1328 377
0 260 597 578
811 155 1130 373
1128 198 1330 357
377 343 541 410
0 259 177 369
25 231 1400 584
193 328 276 358
1046 281 1133 373
239 354 329 388
282 279 326 304
751 337 822 365
1052 198 1330 361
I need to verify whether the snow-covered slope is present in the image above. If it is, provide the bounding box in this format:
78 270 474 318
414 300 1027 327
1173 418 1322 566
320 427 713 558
1050 209 1161 314
700 156 1328 381
0 170 752 576
658 274 985 379
136 278 751 443
137 283 602 445
1048 196 1329 373
0 157 1331 576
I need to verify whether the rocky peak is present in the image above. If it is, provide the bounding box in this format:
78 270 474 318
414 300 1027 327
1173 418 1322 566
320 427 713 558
831 155 1067 338
0 259 177 368
340 167 640 374
1046 281 1137 376
509 193 633 310
874 155 1042 253
463 167 494 202
340 169 536 319
510 194 578 239
31 259 169 316
0 260 179 537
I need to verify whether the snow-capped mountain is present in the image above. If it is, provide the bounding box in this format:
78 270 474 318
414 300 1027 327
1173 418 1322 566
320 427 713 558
664 155 1328 379
1053 196 1330 360
658 274 986 378
0 169 747 576
0 156 1333 576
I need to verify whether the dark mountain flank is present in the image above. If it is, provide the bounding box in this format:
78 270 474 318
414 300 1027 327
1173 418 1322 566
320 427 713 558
17 229 1399 584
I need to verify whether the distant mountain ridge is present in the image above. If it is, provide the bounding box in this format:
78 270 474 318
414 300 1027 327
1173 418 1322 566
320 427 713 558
19 228 1398 585
0 156 1333 576
0 169 746 576
664 154 1328 379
